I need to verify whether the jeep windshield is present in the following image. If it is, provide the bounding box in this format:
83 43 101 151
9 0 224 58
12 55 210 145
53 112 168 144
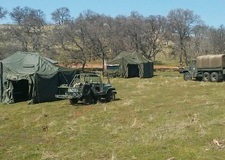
83 74 101 83
71 74 101 84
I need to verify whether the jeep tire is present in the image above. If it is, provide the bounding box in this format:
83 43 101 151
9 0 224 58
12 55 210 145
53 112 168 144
69 98 78 105
84 93 93 104
105 90 115 102
82 84 91 96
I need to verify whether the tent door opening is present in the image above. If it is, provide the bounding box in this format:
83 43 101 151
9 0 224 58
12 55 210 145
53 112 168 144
12 79 30 102
128 64 139 77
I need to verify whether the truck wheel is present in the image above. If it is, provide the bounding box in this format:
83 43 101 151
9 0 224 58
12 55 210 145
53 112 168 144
69 98 78 105
105 90 115 102
196 77 202 81
218 72 224 82
184 72 191 81
202 72 210 82
211 72 219 82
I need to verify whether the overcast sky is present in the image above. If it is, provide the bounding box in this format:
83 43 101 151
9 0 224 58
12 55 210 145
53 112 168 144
0 0 225 27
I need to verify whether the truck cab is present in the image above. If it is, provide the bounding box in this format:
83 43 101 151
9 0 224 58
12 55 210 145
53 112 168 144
180 59 198 81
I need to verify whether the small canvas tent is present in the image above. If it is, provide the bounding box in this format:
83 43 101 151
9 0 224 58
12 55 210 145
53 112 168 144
108 51 153 78
0 51 77 104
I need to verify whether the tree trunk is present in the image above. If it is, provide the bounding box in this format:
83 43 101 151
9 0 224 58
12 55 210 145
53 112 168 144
81 59 86 72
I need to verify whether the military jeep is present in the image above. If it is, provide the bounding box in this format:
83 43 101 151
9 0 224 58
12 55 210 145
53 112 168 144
55 73 117 104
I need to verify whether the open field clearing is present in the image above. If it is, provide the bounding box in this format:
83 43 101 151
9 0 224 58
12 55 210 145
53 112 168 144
1 71 225 159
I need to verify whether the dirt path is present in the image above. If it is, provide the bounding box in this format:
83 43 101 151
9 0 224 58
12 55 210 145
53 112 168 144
70 63 180 71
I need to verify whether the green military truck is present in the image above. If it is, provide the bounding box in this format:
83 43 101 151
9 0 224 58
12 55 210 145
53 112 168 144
180 54 225 82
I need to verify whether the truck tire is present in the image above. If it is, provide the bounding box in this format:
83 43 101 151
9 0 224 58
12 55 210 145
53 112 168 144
211 72 219 82
202 72 210 82
183 72 191 81
218 72 224 82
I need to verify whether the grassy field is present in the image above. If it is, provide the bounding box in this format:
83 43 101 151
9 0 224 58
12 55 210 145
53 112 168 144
1 71 225 159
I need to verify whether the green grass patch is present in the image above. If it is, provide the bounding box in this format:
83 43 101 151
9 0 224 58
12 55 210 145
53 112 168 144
1 71 225 159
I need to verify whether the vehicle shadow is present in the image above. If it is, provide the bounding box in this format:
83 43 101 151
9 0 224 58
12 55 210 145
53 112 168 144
72 98 121 107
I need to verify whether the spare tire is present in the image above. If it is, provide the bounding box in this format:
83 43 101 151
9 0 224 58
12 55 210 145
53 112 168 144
82 84 91 96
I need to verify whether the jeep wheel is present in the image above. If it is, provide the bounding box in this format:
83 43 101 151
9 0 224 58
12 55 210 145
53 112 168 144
84 94 93 104
69 98 78 105
202 72 210 82
211 72 219 82
82 84 91 96
105 90 115 102
184 72 191 81
93 97 98 104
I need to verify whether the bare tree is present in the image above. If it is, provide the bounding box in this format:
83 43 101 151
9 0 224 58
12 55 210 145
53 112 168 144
85 13 113 71
125 11 144 52
190 24 210 56
51 15 93 70
9 7 46 52
51 7 71 25
0 6 7 19
0 7 13 59
110 15 128 56
142 15 167 60
10 6 29 25
167 9 202 65
208 25 225 54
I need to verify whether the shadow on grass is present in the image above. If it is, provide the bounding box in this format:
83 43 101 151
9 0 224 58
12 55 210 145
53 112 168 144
71 98 122 107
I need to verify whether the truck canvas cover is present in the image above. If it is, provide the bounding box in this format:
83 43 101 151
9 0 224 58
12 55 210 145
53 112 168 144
196 54 225 69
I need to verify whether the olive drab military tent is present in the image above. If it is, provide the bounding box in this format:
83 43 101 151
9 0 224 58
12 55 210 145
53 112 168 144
108 51 154 78
0 51 77 104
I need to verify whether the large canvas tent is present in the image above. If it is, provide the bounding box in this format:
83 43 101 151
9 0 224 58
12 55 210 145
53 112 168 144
108 51 153 78
0 51 77 104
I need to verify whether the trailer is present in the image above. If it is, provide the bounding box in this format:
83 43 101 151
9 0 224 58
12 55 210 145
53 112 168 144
180 54 225 82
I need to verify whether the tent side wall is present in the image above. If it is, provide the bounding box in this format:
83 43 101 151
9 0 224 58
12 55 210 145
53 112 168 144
143 62 154 78
0 62 3 102
32 73 58 103
149 62 154 77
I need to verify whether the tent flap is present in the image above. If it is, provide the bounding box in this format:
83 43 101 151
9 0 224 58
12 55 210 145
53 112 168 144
32 73 58 103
